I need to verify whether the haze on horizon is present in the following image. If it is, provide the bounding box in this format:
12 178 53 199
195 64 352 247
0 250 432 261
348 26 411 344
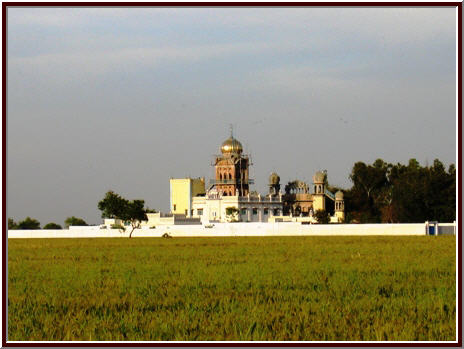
7 7 457 226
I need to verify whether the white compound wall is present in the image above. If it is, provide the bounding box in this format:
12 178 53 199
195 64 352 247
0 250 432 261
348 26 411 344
7 222 440 239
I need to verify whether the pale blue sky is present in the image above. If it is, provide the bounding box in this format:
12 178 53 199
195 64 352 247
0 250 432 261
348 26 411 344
7 7 457 225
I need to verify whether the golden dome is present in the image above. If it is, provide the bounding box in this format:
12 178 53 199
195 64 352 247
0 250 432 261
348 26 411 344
221 136 243 155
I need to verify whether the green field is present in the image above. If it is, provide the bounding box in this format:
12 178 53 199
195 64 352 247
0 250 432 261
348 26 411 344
8 236 456 341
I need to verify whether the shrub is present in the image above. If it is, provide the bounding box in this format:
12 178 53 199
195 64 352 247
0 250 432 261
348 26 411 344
43 223 62 230
17 217 40 230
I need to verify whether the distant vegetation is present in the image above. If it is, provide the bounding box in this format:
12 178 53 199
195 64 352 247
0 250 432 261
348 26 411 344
98 191 154 238
64 216 88 228
8 217 41 230
341 158 455 223
8 236 455 341
43 223 62 230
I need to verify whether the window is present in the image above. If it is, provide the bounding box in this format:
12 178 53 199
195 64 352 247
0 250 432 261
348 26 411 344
273 209 279 216
197 209 203 216
173 204 176 211
241 209 247 215
185 209 188 215
264 208 269 215
252 208 258 215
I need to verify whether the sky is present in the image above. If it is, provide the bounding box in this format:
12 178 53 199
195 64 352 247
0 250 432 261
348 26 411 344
7 7 457 226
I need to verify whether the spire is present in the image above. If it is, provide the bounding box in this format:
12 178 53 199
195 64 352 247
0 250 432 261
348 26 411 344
229 124 234 138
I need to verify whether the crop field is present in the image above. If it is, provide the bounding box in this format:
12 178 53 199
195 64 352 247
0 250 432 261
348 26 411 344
8 236 456 341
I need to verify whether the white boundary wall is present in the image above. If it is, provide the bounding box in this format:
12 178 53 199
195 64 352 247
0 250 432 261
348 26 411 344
7 222 436 238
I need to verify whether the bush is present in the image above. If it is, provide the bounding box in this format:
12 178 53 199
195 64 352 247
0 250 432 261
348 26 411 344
314 210 330 224
110 224 125 231
43 223 62 230
17 217 41 230
8 218 17 230
64 216 88 228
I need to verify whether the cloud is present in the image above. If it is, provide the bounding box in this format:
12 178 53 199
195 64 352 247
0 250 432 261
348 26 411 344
8 41 279 83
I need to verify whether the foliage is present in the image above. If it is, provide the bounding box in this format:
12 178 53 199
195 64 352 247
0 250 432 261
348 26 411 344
345 158 455 223
8 218 17 230
110 224 126 232
98 191 149 238
225 207 239 222
314 210 330 224
16 217 40 230
64 216 88 228
8 236 455 341
43 223 62 230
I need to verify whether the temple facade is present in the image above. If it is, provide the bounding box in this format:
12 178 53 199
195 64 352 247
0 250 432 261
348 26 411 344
170 133 345 223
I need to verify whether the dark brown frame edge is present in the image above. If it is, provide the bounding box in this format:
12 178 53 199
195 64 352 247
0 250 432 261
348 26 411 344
1 1 462 347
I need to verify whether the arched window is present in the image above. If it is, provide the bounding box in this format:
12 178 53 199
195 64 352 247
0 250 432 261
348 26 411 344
220 173 223 180
229 173 232 180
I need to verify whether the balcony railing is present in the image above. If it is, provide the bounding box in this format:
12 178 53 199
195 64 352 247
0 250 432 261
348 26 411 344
209 179 254 185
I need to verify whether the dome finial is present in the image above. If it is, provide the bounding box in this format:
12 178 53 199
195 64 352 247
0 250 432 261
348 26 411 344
229 123 233 138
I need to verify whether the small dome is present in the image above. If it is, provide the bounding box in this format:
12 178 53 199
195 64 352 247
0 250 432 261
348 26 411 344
313 171 325 183
269 172 280 185
221 136 243 155
335 190 344 199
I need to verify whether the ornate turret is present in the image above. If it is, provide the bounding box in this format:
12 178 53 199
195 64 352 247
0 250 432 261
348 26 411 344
335 190 345 222
213 128 250 197
312 170 326 212
268 172 281 195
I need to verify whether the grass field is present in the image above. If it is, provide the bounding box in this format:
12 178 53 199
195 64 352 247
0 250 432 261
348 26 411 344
8 236 456 341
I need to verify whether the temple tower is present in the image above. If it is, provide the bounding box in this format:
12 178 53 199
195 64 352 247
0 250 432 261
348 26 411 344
312 171 326 211
268 172 281 195
213 131 250 196
335 190 345 222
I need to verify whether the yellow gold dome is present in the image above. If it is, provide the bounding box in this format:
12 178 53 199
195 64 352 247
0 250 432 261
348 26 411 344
221 136 243 155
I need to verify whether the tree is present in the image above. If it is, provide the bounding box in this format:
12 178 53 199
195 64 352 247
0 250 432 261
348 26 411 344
314 210 330 224
8 218 17 230
345 158 456 223
348 159 391 223
225 207 239 222
43 222 62 230
98 191 150 238
64 216 88 228
17 217 40 230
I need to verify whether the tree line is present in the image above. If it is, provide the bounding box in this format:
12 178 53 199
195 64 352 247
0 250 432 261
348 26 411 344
338 158 456 223
8 216 88 230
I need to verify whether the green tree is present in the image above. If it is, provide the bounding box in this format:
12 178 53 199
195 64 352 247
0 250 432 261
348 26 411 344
225 207 239 222
314 210 330 224
8 218 17 230
43 222 62 230
17 217 40 230
64 216 88 228
98 191 150 238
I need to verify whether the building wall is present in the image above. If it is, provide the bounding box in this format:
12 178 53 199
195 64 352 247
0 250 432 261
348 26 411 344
170 178 205 216
313 194 325 212
8 222 436 238
192 194 283 223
